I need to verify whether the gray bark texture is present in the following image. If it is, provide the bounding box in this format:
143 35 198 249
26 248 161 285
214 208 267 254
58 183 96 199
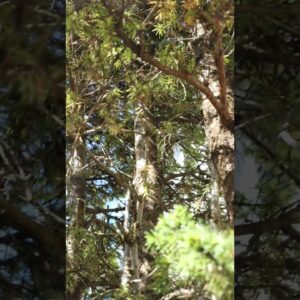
126 97 161 296
67 137 86 299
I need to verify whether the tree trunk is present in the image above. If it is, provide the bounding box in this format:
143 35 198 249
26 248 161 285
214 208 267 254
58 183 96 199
126 96 161 296
197 19 234 226
121 190 132 289
202 92 234 226
67 136 86 299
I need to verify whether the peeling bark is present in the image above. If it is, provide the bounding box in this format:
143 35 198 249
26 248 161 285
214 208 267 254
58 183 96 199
121 190 131 289
71 138 86 228
67 136 86 300
126 97 160 296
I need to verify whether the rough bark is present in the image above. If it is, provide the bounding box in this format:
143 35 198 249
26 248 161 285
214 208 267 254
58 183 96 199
198 18 234 227
202 96 234 226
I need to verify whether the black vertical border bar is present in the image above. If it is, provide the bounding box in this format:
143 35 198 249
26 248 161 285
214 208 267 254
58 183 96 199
0 1 66 298
235 1 300 299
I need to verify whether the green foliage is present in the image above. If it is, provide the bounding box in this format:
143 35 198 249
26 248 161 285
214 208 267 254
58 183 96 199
66 0 233 298
67 227 120 294
146 205 233 299
236 1 300 298
0 1 65 298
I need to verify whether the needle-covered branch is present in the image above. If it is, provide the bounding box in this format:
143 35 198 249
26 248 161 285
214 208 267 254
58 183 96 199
100 0 233 131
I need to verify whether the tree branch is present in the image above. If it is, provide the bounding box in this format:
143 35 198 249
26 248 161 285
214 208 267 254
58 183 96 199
235 203 300 236
85 206 125 214
85 146 129 188
100 1 233 131
236 3 300 17
238 48 300 66
0 200 64 260
241 128 300 188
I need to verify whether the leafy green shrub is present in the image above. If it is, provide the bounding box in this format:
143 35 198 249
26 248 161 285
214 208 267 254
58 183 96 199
146 205 233 299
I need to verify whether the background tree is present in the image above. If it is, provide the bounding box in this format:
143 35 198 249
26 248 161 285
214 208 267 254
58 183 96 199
0 0 65 299
66 0 234 299
236 1 300 299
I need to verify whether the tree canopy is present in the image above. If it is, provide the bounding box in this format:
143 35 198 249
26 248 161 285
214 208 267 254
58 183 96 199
236 1 300 298
67 0 233 299
0 0 65 298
